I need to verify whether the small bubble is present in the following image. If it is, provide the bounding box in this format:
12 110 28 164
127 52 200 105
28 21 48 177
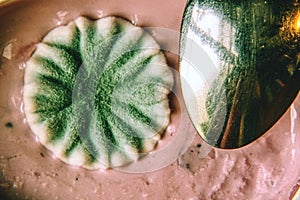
142 193 149 198
17 62 26 70
35 136 39 143
55 10 68 25
52 154 57 159
131 14 139 26
97 10 104 18
167 125 175 136
93 188 98 193
19 102 24 113
99 168 106 173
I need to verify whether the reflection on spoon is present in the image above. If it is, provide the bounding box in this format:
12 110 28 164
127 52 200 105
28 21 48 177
180 0 300 149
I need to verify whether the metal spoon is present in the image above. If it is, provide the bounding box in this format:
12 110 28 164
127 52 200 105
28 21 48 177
179 0 300 149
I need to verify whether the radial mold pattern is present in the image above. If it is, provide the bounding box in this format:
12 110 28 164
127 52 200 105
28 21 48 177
23 16 174 169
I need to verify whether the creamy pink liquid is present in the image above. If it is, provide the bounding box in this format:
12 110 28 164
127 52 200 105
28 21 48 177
0 0 299 199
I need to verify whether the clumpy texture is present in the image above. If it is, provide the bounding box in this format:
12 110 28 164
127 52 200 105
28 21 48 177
23 16 174 169
0 99 299 200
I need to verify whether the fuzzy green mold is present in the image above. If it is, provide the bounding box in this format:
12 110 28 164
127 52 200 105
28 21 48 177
23 16 174 169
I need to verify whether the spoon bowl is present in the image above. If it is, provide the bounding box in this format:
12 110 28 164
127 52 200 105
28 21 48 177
180 0 300 149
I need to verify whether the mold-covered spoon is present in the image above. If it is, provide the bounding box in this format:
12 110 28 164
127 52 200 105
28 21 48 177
180 0 300 149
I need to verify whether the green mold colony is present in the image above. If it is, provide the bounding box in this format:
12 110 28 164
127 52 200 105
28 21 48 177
24 16 174 169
